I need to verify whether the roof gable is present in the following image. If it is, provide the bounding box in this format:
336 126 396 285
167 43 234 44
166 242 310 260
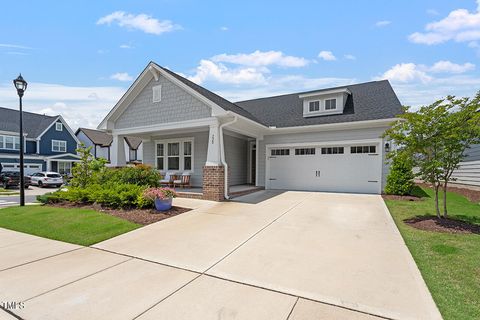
76 128 113 146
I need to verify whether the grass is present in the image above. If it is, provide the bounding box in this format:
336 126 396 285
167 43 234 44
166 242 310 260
385 186 480 320
0 205 141 246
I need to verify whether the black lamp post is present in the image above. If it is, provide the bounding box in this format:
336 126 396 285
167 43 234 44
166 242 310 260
13 74 27 206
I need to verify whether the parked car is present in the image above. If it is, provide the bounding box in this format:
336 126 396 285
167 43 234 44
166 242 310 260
29 172 64 188
0 171 31 189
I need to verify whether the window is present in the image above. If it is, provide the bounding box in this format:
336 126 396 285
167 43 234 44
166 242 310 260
350 145 376 154
156 138 194 172
295 148 316 155
152 85 162 102
55 122 63 131
129 149 137 161
325 99 337 110
57 161 72 175
309 101 320 112
156 144 164 170
321 147 344 154
167 142 180 170
0 135 20 150
271 149 290 156
52 140 67 152
184 141 192 170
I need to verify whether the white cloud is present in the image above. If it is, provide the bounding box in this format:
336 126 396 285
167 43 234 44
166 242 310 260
97 11 180 35
318 50 336 61
119 44 133 49
379 63 432 83
211 50 309 67
427 9 439 16
110 72 133 81
188 60 267 85
409 1 480 45
428 60 475 73
375 20 391 27
344 54 356 60
0 82 125 130
220 26 229 31
0 43 32 50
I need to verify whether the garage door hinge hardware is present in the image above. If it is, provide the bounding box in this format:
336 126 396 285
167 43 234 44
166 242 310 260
368 180 378 183
269 178 277 181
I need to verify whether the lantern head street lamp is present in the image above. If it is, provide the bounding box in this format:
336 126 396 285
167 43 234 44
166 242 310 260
13 74 27 206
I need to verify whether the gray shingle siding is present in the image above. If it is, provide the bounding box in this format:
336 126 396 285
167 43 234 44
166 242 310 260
236 80 402 128
224 133 248 186
115 76 212 129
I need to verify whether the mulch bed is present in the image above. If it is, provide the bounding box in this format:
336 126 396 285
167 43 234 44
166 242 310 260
382 194 423 201
49 202 191 225
417 182 480 203
404 216 480 235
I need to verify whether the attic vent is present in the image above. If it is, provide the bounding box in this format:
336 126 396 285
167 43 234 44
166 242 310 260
152 85 162 102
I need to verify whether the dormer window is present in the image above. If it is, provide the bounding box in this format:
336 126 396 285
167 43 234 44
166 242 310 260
325 99 336 110
300 88 350 118
309 101 320 112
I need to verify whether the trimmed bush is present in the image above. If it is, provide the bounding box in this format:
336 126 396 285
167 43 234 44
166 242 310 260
385 153 415 196
100 165 161 187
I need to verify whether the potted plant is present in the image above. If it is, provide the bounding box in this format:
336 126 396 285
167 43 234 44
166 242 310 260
143 187 178 211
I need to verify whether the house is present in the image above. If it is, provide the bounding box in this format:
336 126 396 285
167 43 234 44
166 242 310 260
0 107 80 175
98 61 402 201
451 144 480 188
75 127 143 163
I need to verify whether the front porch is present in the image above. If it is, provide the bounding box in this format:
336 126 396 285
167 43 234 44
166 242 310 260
109 117 263 201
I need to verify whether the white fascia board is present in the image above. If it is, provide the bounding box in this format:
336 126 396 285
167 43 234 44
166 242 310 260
266 118 399 135
45 153 81 160
265 138 383 149
0 130 28 136
111 117 218 136
0 154 45 160
298 88 351 99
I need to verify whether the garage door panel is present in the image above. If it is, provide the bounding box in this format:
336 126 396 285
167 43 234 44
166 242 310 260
267 144 381 194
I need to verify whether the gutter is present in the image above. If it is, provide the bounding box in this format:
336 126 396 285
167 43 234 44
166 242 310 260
219 115 238 200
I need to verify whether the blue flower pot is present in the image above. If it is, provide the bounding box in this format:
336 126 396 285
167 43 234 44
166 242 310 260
155 198 172 211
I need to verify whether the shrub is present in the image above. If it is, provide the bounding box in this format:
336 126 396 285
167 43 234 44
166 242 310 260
101 165 161 187
70 144 108 188
385 152 415 195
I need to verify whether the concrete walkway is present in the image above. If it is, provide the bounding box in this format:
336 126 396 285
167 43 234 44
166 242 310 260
0 191 442 320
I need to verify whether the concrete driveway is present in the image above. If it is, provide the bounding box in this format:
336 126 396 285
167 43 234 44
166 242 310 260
0 191 442 320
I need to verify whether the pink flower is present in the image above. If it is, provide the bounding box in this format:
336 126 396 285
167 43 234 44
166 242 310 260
143 187 178 200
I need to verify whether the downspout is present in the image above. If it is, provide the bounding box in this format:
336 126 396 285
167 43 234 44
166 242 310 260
219 115 238 200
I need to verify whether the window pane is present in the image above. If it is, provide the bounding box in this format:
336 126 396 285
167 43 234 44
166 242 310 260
168 143 179 156
156 144 164 156
184 141 192 155
184 157 192 170
168 157 179 170
309 101 320 112
370 146 376 153
156 157 164 170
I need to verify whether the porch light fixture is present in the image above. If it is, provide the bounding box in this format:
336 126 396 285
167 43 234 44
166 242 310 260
385 142 390 153
13 74 27 206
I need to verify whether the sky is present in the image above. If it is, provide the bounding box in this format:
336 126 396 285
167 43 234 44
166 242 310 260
1 0 480 130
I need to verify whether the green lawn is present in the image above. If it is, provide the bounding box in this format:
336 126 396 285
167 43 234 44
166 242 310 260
385 187 480 320
0 206 141 246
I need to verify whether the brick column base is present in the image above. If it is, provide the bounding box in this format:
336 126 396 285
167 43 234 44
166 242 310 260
203 165 225 201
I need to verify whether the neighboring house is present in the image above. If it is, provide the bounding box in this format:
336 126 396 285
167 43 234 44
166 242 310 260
75 127 143 164
451 144 480 187
98 61 402 201
0 107 80 175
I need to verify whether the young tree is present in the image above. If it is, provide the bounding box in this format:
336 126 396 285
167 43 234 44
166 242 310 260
384 94 480 218
71 144 108 188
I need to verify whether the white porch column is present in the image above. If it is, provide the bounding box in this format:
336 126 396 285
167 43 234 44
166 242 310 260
111 135 127 167
205 121 222 166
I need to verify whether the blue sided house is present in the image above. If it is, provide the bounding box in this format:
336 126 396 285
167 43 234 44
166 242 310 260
0 107 80 175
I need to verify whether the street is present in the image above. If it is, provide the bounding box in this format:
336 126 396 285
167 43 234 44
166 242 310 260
0 186 58 208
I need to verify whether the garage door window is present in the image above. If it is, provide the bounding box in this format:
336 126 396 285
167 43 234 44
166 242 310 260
321 147 344 154
271 149 290 156
295 148 315 155
351 146 376 154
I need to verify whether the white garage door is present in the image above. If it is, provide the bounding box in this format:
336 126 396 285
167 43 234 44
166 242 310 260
1 163 43 175
266 142 382 194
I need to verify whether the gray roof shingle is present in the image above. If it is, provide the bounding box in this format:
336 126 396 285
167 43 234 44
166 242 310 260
0 107 58 138
76 127 113 147
235 80 403 128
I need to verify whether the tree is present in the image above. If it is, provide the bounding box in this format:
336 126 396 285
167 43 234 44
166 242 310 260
71 144 108 188
384 94 480 218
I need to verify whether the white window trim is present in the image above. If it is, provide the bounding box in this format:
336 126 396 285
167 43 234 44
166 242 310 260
152 85 162 103
155 137 194 172
308 100 320 112
57 161 72 174
324 98 337 110
55 122 63 131
0 134 21 151
51 140 67 152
